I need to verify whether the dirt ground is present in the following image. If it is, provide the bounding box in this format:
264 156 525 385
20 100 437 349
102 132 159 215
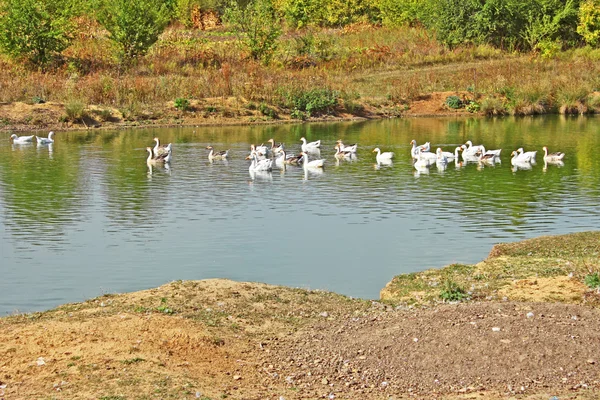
1 272 600 399
0 91 474 133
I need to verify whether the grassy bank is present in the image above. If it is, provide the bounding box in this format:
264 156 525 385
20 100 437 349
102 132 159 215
381 231 600 306
2 23 600 132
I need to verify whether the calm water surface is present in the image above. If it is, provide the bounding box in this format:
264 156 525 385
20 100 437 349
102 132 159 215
1 116 599 314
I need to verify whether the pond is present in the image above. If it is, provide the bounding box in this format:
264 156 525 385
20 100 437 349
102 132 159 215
1 116 599 315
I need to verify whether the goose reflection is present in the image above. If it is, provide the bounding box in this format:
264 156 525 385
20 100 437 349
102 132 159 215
543 159 564 172
249 169 272 181
374 159 393 170
302 166 324 180
147 161 171 179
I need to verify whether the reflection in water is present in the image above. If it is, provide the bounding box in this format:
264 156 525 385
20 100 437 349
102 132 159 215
1 116 600 314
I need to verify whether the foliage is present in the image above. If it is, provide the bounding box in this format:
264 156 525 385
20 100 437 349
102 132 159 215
376 0 428 26
584 272 600 288
174 97 191 111
444 95 463 109
174 0 227 27
223 0 282 63
465 100 480 113
96 0 171 62
0 0 74 68
64 98 87 122
439 279 468 302
283 88 339 116
276 0 378 28
521 0 578 51
258 102 278 118
578 0 600 46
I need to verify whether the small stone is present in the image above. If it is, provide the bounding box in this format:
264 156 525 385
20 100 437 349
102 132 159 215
381 381 388 387
36 357 46 366
413 337 419 342
320 312 329 318
321 378 329 385
233 375 242 380
195 392 202 398
328 394 335 400
587 359 596 364
526 312 534 318
492 327 501 332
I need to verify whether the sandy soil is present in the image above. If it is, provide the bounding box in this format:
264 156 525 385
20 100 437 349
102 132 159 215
1 274 599 399
0 91 474 133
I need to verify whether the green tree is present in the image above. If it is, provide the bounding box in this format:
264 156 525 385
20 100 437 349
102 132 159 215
224 0 282 63
96 0 172 62
0 0 74 68
578 0 600 46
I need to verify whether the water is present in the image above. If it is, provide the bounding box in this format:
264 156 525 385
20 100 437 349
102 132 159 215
1 116 599 314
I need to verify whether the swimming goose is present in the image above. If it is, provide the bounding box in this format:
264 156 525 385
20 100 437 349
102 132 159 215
483 149 502 157
10 134 35 144
206 146 229 161
300 137 321 152
435 148 448 165
440 147 461 161
153 137 171 157
517 147 537 162
420 141 431 152
542 146 565 162
146 147 171 164
335 143 356 159
373 147 394 163
460 145 481 162
275 149 302 166
301 151 325 168
247 152 273 171
414 151 433 169
464 140 485 155
36 131 54 145
410 140 429 159
249 144 267 160
336 140 357 153
511 150 533 166
478 152 496 166
267 138 284 155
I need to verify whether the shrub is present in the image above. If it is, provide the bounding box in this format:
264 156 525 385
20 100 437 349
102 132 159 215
223 0 282 64
96 0 171 62
0 0 74 68
283 88 339 116
174 97 191 111
480 97 507 116
585 272 600 289
439 279 467 302
578 0 600 47
258 102 278 118
444 95 463 109
64 98 87 122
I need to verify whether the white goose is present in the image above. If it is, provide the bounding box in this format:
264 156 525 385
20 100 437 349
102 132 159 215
336 140 357 153
511 150 533 166
542 146 565 162
275 149 302 167
335 143 355 159
460 145 481 162
463 140 485 156
435 148 448 165
153 137 171 157
206 146 229 161
249 144 267 160
36 131 54 145
478 152 496 166
300 137 321 152
517 147 537 162
10 134 35 144
409 140 428 159
247 152 273 171
267 138 284 155
301 151 325 168
372 147 394 163
414 148 433 169
440 147 461 161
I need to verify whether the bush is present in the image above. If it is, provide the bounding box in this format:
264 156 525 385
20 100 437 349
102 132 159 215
439 279 467 302
444 95 463 109
96 0 171 62
0 0 74 68
578 0 600 47
480 97 507 116
585 273 600 289
284 88 339 116
64 98 87 122
174 97 191 111
223 0 282 64
259 102 278 118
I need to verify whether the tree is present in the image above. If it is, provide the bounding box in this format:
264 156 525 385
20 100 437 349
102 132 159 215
0 0 74 68
223 0 282 63
578 0 600 46
96 0 172 62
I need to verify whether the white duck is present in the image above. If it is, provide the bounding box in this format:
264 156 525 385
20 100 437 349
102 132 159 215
542 146 565 162
301 151 325 168
460 145 481 162
300 137 321 152
336 140 357 153
275 149 302 167
440 147 461 161
414 148 433 169
247 152 273 171
410 140 429 159
36 131 54 145
206 146 229 161
373 147 394 163
249 144 267 160
435 148 448 165
10 134 35 144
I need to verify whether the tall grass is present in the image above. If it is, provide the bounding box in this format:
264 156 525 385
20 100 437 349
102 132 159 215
1 22 600 119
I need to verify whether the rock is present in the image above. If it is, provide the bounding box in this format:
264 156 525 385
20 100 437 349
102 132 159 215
233 375 241 380
587 359 596 364
321 378 329 385
526 312 534 318
36 357 46 366
492 327 501 332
